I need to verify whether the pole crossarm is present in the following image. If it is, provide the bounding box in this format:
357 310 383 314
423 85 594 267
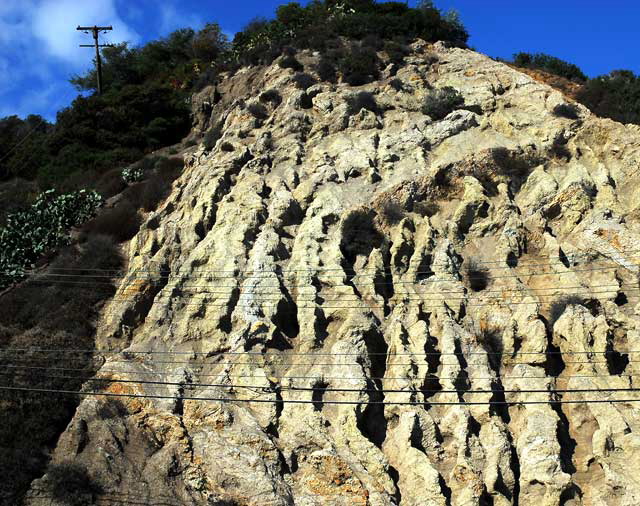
76 25 113 94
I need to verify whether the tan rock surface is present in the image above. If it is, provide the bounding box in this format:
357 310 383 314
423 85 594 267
26 41 640 505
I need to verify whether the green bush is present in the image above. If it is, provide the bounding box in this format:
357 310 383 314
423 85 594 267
279 55 304 71
346 91 379 114
338 45 380 86
512 52 587 82
247 102 269 120
316 58 337 82
464 259 490 291
422 86 464 120
47 462 102 506
232 1 468 66
84 198 140 242
576 70 640 125
0 189 102 287
121 166 144 183
259 89 283 106
553 103 580 120
292 72 317 90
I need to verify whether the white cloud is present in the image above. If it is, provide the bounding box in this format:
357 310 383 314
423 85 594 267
0 0 139 119
31 0 140 66
158 1 204 35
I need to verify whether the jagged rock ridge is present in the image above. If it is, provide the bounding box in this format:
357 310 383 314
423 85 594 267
27 41 640 505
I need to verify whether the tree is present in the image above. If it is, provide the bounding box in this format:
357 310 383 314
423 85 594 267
192 22 229 62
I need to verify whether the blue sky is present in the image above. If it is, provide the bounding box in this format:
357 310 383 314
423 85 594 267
1 0 639 121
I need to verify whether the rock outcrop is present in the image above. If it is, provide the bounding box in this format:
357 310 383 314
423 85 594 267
26 41 640 505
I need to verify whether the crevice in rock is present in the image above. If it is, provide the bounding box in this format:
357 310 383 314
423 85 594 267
559 484 583 505
489 379 510 423
506 251 518 268
416 252 435 281
550 400 577 474
356 379 387 448
357 325 388 447
494 466 513 504
540 314 565 376
374 247 395 317
614 291 628 306
510 442 521 506
453 338 470 402
387 465 401 503
422 329 442 401
313 307 330 346
218 286 240 333
605 330 629 375
312 380 328 411
558 248 570 268
438 474 453 506
270 280 299 343
479 487 495 506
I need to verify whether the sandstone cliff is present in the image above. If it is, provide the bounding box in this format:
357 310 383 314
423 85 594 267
26 41 640 505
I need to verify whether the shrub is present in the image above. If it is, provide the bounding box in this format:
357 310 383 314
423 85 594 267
379 200 405 224
512 52 587 82
278 55 303 71
247 102 269 120
389 78 404 91
576 70 640 125
203 124 222 150
220 141 235 152
137 155 162 173
549 295 584 326
550 137 571 161
121 166 144 184
94 168 126 199
422 86 464 120
47 462 101 506
259 89 282 106
84 199 140 242
553 103 580 120
338 46 380 86
362 34 383 50
0 189 102 288
316 58 337 83
346 91 379 115
140 177 168 212
292 72 316 90
413 201 439 217
155 156 184 181
340 210 384 264
383 40 408 65
464 259 490 291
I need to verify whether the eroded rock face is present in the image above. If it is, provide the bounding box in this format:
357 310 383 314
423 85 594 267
26 41 640 505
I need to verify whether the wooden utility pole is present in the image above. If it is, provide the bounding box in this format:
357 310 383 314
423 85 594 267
77 25 113 94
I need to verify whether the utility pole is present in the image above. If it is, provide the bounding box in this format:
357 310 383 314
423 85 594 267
77 25 113 95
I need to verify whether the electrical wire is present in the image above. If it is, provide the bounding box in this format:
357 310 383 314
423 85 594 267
3 369 638 395
2 363 636 382
3 347 635 357
18 247 640 276
2 384 640 406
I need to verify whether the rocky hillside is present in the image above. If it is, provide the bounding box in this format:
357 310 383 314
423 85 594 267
25 41 640 505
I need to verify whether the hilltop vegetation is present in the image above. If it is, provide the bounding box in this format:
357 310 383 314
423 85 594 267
510 52 640 125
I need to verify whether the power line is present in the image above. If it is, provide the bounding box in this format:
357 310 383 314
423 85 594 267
0 355 629 367
2 346 636 357
20 247 640 275
3 384 640 406
4 369 638 395
2 363 637 382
